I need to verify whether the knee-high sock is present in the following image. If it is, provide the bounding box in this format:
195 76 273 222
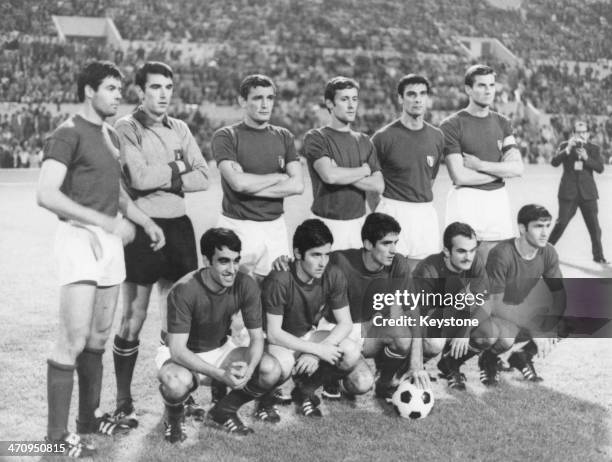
47 360 75 441
76 347 104 429
374 346 407 385
440 340 480 371
211 376 269 416
113 335 139 408
295 362 349 398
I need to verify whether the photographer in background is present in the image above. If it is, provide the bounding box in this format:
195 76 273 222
549 120 607 264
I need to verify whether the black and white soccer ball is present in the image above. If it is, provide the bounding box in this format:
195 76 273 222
391 381 434 419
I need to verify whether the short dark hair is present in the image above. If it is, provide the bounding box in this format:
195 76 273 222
361 213 401 246
324 76 359 103
134 61 173 91
517 204 552 228
443 222 477 251
293 219 334 256
77 61 123 102
239 74 275 99
397 74 431 96
200 228 242 261
464 64 495 87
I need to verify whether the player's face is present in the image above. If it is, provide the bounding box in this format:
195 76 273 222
328 88 359 125
209 246 241 288
523 218 552 248
466 74 496 108
240 86 275 125
141 73 173 117
367 232 399 267
90 76 122 118
444 235 478 272
297 243 331 279
399 83 429 118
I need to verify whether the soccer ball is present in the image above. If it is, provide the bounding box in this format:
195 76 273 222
391 381 434 419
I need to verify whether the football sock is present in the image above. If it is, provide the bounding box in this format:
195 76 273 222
374 346 407 386
113 335 139 408
76 347 104 429
47 360 75 441
295 362 348 398
212 377 268 416
520 340 538 361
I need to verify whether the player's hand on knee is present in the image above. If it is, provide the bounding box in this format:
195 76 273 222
293 354 319 376
271 255 292 272
408 369 431 390
449 337 469 359
315 343 343 364
143 220 165 251
220 362 249 389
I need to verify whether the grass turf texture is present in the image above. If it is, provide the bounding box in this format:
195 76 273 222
1 165 611 461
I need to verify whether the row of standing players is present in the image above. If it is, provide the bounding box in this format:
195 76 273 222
38 60 592 456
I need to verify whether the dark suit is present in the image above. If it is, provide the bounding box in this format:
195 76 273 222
548 140 605 260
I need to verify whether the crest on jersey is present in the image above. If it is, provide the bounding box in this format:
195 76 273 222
426 155 435 167
278 155 285 171
497 139 503 152
174 148 184 160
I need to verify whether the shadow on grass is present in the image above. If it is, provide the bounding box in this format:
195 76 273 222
105 382 610 462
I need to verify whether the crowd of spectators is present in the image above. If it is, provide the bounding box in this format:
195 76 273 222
1 0 611 167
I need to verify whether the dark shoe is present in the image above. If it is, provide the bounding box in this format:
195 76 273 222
374 380 396 403
164 414 187 443
478 351 500 386
291 387 322 418
112 400 138 429
254 401 281 424
508 350 543 382
207 411 254 435
46 432 96 458
77 412 129 436
594 257 609 264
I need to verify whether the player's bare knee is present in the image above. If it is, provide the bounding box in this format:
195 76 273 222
158 364 194 399
493 337 515 354
423 337 445 359
257 354 281 386
344 368 374 395
471 336 497 351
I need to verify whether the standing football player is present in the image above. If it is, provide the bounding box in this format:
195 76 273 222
157 228 281 442
485 204 566 382
212 74 303 283
440 64 523 260
302 76 384 250
372 74 444 267
37 61 165 457
259 219 367 419
113 61 210 426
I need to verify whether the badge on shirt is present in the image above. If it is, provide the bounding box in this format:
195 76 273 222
574 161 583 171
426 155 435 167
278 155 285 172
174 148 184 160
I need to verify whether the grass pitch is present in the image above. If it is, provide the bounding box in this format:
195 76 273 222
1 165 611 461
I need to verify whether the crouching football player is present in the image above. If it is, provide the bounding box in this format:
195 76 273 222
156 228 281 442
260 219 365 419
413 222 500 390
274 213 429 402
485 204 566 382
